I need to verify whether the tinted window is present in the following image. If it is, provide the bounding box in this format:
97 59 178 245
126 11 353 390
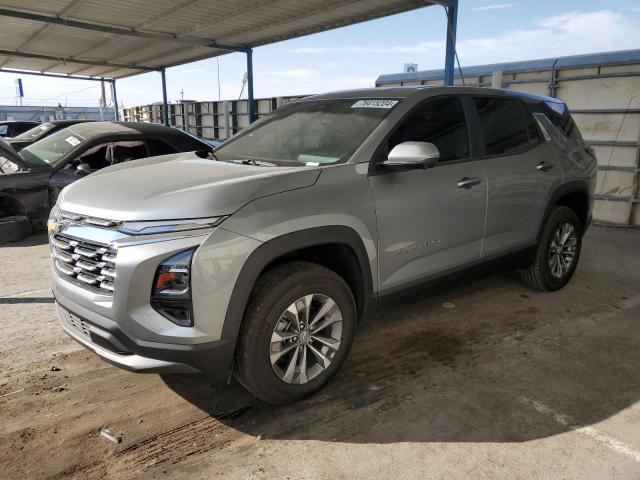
147 139 178 156
474 97 529 156
528 101 582 140
389 96 470 162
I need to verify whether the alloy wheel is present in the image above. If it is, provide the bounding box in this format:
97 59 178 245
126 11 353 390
270 294 343 385
548 222 577 279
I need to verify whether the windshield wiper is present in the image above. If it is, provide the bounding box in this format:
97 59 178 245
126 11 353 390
226 158 277 167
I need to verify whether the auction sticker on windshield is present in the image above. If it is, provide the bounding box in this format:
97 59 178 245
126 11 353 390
65 136 81 147
351 99 398 109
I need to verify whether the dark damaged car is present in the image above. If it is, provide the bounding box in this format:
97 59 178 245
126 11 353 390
0 122 210 241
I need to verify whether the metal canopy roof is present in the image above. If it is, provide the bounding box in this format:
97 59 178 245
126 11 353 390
0 0 448 80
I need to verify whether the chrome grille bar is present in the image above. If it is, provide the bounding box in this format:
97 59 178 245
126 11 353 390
51 233 117 295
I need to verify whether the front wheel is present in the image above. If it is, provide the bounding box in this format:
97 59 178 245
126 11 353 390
235 261 356 405
520 206 583 291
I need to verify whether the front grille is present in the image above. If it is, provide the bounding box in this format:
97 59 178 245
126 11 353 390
51 234 117 294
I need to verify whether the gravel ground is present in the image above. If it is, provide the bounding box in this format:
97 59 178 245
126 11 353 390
1 226 640 479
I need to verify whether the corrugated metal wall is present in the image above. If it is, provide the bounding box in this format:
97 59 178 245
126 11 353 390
376 51 640 226
0 105 116 122
122 96 303 140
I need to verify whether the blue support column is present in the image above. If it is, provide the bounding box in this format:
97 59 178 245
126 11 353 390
443 0 458 86
111 80 119 121
246 48 255 123
160 68 169 126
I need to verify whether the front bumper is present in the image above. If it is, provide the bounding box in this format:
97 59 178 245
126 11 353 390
56 300 235 379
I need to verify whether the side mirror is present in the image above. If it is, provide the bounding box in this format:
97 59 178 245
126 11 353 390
383 141 440 170
76 163 91 175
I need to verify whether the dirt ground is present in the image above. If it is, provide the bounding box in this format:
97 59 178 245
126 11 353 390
2 226 640 479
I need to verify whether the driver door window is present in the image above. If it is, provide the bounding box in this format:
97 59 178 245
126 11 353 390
388 96 470 162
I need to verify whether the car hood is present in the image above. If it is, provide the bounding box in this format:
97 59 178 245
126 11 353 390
57 152 321 221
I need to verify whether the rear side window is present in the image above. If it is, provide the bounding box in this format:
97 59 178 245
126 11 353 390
147 139 178 156
529 101 582 140
474 97 530 156
389 96 470 162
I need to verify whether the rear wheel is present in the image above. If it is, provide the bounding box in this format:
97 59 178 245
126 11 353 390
520 206 582 291
235 261 356 404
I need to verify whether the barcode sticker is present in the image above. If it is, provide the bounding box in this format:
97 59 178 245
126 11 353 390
65 136 81 147
351 99 399 109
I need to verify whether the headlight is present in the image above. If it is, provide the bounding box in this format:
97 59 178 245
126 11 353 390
47 205 60 234
120 216 226 236
151 248 196 327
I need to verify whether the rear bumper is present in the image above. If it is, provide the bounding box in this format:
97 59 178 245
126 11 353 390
56 300 235 379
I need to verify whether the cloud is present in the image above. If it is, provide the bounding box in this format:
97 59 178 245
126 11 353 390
471 3 515 11
293 41 443 55
291 10 639 67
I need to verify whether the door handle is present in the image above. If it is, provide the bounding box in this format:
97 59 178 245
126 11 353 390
457 176 482 189
536 161 554 172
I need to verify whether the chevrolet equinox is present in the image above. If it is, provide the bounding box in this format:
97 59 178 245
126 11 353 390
48 87 597 404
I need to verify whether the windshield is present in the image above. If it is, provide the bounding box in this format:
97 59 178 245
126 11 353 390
19 128 85 168
215 98 399 166
14 123 55 141
0 125 7 135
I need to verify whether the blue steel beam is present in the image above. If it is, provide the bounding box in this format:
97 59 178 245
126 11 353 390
160 68 169 126
246 48 255 123
443 0 458 86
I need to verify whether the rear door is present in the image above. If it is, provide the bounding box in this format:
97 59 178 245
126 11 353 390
470 96 564 257
368 95 487 293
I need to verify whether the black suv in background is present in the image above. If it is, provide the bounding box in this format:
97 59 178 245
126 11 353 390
0 120 40 138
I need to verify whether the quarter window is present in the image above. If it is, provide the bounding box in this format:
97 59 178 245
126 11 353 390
388 96 470 162
528 101 582 140
474 97 530 156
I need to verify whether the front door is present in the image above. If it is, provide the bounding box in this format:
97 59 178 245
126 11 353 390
368 96 488 293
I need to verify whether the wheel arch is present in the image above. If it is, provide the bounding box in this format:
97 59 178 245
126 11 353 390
537 181 590 240
221 226 376 343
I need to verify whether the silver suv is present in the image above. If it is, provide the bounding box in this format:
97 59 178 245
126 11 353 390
48 87 597 404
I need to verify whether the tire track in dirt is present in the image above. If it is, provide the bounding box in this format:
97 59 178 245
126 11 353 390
66 407 250 479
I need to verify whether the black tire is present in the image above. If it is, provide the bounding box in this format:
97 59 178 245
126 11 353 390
0 215 32 243
520 206 582 291
235 261 356 405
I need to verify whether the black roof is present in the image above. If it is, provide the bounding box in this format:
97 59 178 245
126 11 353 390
62 121 188 141
46 119 97 128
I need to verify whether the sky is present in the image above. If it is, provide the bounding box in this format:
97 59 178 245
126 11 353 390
0 0 639 109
